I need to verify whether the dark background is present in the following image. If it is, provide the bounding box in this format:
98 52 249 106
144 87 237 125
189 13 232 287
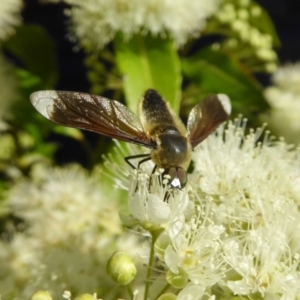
21 0 300 92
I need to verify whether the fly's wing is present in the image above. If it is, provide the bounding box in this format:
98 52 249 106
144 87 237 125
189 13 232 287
30 91 155 148
187 94 231 149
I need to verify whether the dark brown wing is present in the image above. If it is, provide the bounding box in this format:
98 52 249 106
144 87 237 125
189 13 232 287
30 90 155 148
187 94 231 149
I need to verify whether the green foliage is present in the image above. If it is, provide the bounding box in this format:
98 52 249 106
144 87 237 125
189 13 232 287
3 25 58 88
2 25 59 129
206 0 279 73
114 34 181 113
182 46 268 121
85 51 123 96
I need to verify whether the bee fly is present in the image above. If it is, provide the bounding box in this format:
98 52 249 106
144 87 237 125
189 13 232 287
30 89 231 189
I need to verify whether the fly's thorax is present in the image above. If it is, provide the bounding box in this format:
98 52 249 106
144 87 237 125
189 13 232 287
150 126 192 170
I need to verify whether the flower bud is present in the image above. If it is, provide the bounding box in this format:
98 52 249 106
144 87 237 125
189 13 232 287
157 293 177 300
30 291 53 300
106 251 137 285
166 267 188 289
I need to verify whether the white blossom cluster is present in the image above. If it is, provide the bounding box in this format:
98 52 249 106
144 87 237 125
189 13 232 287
3 117 300 299
109 118 300 299
215 0 277 72
46 0 221 49
0 164 145 299
262 62 300 144
0 0 22 41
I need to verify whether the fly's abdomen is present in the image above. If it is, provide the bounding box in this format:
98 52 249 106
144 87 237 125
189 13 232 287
139 89 187 137
140 89 174 128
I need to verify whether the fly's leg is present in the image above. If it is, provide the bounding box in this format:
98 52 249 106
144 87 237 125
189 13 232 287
124 154 151 169
125 154 152 192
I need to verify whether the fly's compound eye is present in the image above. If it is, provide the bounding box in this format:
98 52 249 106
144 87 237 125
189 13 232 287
163 167 187 190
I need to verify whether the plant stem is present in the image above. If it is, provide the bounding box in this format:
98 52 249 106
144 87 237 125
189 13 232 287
143 233 156 300
156 283 171 299
127 284 134 300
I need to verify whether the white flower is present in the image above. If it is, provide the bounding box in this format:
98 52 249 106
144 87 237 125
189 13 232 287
261 62 300 143
193 120 300 297
103 141 190 228
0 164 145 299
128 169 189 227
5 116 300 298
9 164 122 244
103 117 300 298
271 62 300 93
163 210 227 286
0 234 41 297
0 0 22 40
101 140 140 190
177 283 206 300
47 0 221 49
150 118 300 298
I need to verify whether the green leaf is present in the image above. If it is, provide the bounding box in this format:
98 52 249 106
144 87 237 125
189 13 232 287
182 47 269 119
10 69 48 127
24 123 57 158
114 34 181 114
3 24 58 88
52 126 84 141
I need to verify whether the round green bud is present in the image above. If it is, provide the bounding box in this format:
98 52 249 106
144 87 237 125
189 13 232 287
74 294 95 300
30 291 53 300
106 251 137 285
166 267 188 289
157 293 177 300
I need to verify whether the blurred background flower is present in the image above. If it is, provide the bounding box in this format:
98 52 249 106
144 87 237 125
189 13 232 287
1 164 148 299
261 62 300 144
50 0 221 49
0 0 23 40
